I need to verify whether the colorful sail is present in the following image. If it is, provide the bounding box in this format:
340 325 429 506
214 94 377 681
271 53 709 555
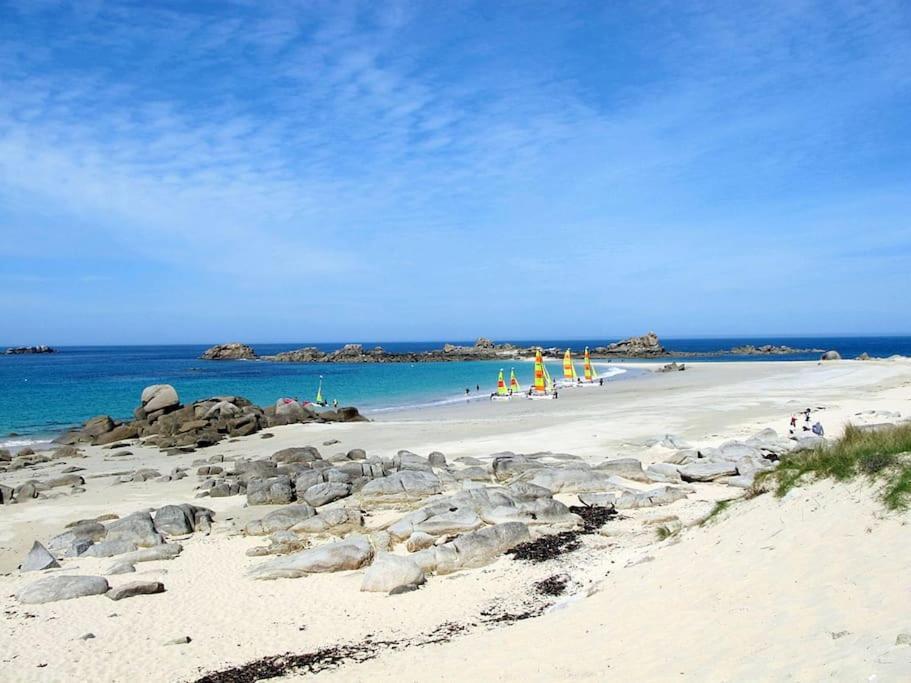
315 377 324 404
496 369 509 396
583 347 597 381
533 350 548 394
509 368 521 393
563 349 579 381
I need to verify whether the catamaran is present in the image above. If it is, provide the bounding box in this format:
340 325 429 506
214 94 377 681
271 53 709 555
491 368 511 401
560 348 580 387
527 349 555 399
314 376 328 406
509 368 522 394
580 346 601 385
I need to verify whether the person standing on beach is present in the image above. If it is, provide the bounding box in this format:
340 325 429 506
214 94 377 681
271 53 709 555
790 415 797 434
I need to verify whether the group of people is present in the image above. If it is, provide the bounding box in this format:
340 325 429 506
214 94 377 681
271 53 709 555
790 408 824 436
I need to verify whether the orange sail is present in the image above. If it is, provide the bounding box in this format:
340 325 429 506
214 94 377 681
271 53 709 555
509 368 521 393
496 369 509 396
583 347 597 381
563 348 579 381
532 349 551 394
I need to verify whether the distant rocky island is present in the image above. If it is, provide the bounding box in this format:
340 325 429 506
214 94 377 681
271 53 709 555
4 345 55 355
199 333 833 363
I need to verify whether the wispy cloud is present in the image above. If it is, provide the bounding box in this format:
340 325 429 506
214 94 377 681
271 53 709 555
0 0 909 342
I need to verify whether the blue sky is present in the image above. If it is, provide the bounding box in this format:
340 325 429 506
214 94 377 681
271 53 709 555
1 0 910 344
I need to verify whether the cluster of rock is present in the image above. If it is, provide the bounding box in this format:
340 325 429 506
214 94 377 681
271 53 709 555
592 332 666 357
10 425 821 605
234 447 708 592
203 338 545 364
656 362 685 373
54 385 367 452
15 504 214 603
729 344 823 355
4 345 55 354
653 427 822 489
200 343 256 360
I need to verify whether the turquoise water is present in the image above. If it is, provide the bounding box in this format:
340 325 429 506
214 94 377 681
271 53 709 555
2 337 909 445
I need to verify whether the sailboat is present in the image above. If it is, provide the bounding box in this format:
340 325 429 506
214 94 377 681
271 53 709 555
491 368 511 401
509 368 522 395
560 348 580 386
314 376 327 406
579 346 601 386
527 349 555 399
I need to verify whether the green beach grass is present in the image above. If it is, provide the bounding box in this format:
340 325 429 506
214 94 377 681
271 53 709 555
762 423 911 511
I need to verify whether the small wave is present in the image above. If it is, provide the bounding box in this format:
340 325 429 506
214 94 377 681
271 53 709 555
0 437 54 450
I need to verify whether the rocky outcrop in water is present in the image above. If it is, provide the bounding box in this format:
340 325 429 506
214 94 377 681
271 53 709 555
263 338 536 363
200 343 256 360
729 344 824 355
592 332 666 357
4 345 55 354
54 385 367 451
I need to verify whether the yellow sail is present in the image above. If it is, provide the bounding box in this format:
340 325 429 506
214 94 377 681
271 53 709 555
315 377 324 404
509 368 521 393
533 350 547 393
563 348 579 381
496 369 509 396
583 347 597 381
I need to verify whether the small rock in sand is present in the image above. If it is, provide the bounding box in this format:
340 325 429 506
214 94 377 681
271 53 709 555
106 581 165 600
17 575 110 604
21 541 60 572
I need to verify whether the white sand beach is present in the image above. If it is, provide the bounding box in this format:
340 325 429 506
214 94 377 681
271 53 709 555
1 358 910 682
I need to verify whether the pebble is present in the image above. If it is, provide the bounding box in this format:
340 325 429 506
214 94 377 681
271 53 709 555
165 636 192 646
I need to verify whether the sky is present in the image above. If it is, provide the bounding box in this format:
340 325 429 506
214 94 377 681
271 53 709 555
1 0 910 344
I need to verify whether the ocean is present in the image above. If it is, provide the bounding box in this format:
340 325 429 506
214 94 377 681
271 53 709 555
1 337 909 446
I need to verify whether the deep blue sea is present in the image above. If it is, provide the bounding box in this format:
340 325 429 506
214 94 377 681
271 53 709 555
1 337 909 446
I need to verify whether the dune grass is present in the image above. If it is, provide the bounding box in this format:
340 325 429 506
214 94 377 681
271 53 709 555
699 499 735 526
764 423 911 511
655 524 679 541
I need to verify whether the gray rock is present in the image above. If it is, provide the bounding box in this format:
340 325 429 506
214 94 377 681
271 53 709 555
105 511 164 547
517 468 615 493
820 350 841 361
0 482 14 505
361 553 425 593
347 448 367 460
118 543 182 564
413 509 483 536
164 636 192 646
106 562 136 575
896 632 911 646
14 482 38 501
245 504 316 535
405 532 435 552
302 482 351 507
249 535 374 579
153 504 213 536
106 580 165 600
83 540 139 558
428 451 447 467
594 458 648 482
21 541 60 572
290 508 363 534
46 474 86 488
47 522 107 556
679 462 738 482
246 476 294 506
412 522 530 575
271 447 320 464
17 575 110 604
646 463 682 483
360 471 442 502
392 451 433 472
141 384 180 414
